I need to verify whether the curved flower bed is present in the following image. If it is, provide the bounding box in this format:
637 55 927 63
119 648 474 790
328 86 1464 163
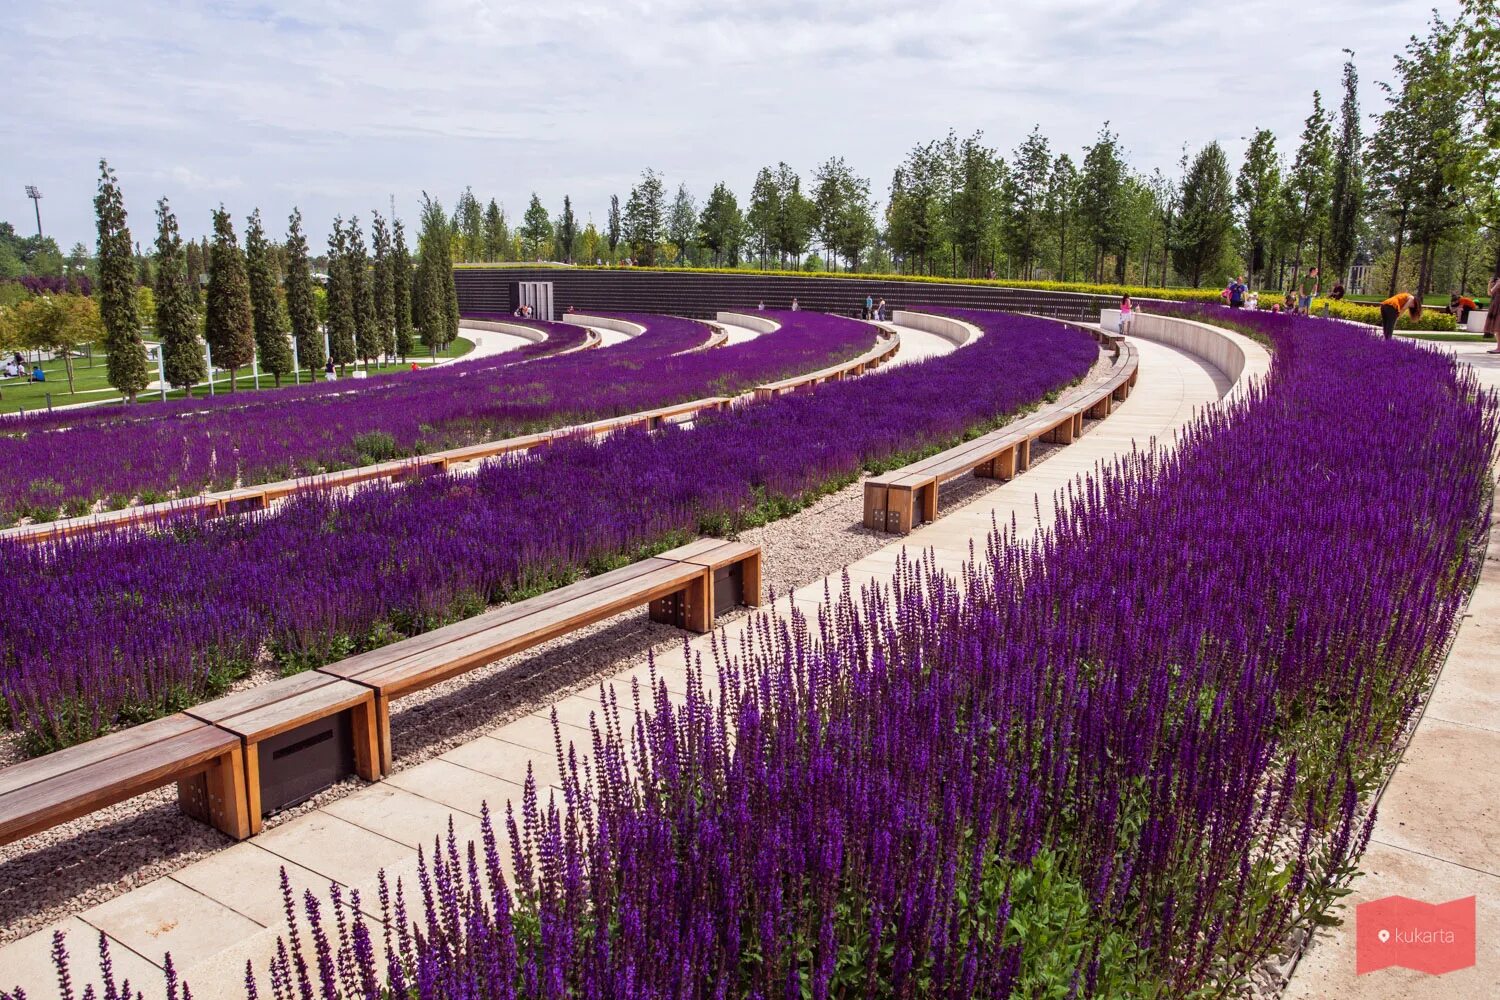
230 312 1489 997
0 311 1094 752
0 312 872 527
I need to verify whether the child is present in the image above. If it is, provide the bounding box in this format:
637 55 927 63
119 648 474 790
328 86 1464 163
1119 294 1134 334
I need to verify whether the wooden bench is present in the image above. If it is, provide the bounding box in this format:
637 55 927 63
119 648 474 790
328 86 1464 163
0 713 250 846
319 540 762 773
864 344 1138 534
185 673 381 834
752 332 900 401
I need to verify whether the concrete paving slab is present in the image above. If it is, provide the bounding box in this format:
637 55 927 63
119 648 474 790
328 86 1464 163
1370 717 1500 876
251 812 413 890
83 876 263 971
168 841 329 928
0 918 164 1000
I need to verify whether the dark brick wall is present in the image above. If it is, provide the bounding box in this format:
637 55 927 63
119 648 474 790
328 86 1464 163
454 268 1115 323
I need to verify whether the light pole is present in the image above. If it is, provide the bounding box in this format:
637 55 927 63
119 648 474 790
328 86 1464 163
24 186 42 238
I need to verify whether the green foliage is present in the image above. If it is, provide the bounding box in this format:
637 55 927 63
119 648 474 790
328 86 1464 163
347 216 379 363
325 218 357 367
623 168 666 265
284 207 324 376
698 181 744 266
521 192 552 260
154 197 207 391
1172 141 1235 287
245 208 294 383
204 206 257 384
414 193 459 353
556 195 578 264
392 217 415 359
94 159 150 401
371 212 396 358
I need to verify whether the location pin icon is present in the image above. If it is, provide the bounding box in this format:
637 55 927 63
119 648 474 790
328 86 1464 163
1378 929 1391 944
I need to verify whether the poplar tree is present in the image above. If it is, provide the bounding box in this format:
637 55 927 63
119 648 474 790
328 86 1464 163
414 194 458 355
371 212 396 359
245 209 293 385
284 208 324 379
204 207 256 390
556 196 578 263
347 216 379 364
94 159 150 401
1236 129 1281 285
154 197 207 392
482 199 506 262
1286 91 1334 280
392 218 415 360
325 219 357 371
607 195 622 261
1327 53 1364 284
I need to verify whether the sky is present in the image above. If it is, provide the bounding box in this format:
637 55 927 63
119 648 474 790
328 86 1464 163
1 0 1459 251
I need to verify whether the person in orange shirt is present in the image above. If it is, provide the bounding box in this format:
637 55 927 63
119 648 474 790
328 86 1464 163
1379 292 1421 339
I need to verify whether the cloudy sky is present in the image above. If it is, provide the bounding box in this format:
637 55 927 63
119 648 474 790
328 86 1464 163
2 0 1457 251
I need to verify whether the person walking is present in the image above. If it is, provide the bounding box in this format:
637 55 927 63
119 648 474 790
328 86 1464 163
1227 276 1247 309
864 294 874 320
324 358 336 381
1379 291 1421 340
1296 267 1319 316
1485 275 1500 349
876 298 887 321
1119 294 1135 334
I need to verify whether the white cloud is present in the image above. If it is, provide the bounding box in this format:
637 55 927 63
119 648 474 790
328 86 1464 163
1 0 1460 247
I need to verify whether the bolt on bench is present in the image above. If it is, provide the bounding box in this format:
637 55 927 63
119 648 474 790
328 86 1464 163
0 713 250 846
864 342 1138 534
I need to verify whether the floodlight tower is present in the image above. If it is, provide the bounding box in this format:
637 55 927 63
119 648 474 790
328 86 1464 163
24 185 43 238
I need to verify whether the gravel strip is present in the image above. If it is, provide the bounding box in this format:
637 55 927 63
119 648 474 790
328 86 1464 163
0 349 1116 944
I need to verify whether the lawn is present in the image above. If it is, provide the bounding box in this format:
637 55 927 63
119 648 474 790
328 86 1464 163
0 337 474 416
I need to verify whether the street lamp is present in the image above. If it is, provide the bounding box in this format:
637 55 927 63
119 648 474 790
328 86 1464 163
24 185 42 238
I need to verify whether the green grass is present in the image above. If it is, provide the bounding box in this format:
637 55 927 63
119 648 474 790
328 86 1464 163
0 337 475 416
1397 332 1493 343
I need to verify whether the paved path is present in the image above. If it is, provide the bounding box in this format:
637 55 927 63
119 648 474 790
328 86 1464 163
0 335 1237 1000
1284 340 1500 998
881 321 960 367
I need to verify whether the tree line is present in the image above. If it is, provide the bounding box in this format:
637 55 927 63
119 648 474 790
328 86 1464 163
448 4 1494 297
72 164 464 403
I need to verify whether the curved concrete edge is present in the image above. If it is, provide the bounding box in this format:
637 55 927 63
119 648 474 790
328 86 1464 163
891 310 981 347
456 320 547 345
562 313 647 339
716 311 782 334
1130 312 1270 404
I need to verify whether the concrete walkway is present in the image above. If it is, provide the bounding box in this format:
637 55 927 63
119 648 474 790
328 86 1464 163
1284 341 1500 998
0 335 1237 1000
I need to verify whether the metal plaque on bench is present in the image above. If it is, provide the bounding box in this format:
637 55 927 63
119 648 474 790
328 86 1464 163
257 710 356 816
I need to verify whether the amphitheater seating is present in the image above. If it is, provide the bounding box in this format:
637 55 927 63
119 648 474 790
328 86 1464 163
864 342 1138 534
0 713 250 845
752 332 900 400
318 540 762 774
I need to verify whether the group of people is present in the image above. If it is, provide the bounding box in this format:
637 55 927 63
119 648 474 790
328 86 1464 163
3 352 44 382
861 296 887 320
511 303 535 319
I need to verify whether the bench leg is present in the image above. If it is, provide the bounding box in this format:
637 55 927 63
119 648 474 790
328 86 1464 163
995 445 1018 481
177 746 251 841
920 483 938 526
887 487 915 534
1073 413 1084 437
1089 396 1111 419
245 742 264 835
741 552 763 607
352 698 383 781
1019 439 1032 471
863 482 889 530
686 569 712 633
376 694 394 777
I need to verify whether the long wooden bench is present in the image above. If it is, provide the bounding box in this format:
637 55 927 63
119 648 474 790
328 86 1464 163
318 539 762 774
752 331 900 401
0 713 250 845
864 342 1138 534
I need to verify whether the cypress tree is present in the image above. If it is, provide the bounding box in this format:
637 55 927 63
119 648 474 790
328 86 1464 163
94 159 150 402
325 219 357 371
1327 53 1364 284
245 209 294 385
392 218 414 361
284 208 324 379
204 206 256 390
154 197 207 393
415 193 459 355
371 212 396 360
346 216 378 365
183 240 205 306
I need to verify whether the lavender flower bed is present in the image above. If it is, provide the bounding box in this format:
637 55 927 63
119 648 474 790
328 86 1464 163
134 311 1489 997
0 311 1092 752
0 312 870 527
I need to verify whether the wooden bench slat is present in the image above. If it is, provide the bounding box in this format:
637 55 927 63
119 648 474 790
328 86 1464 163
191 679 373 742
0 726 239 844
0 713 206 798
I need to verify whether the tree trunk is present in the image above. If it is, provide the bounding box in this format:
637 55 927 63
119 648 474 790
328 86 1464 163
64 354 76 395
1389 207 1408 296
228 366 238 392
